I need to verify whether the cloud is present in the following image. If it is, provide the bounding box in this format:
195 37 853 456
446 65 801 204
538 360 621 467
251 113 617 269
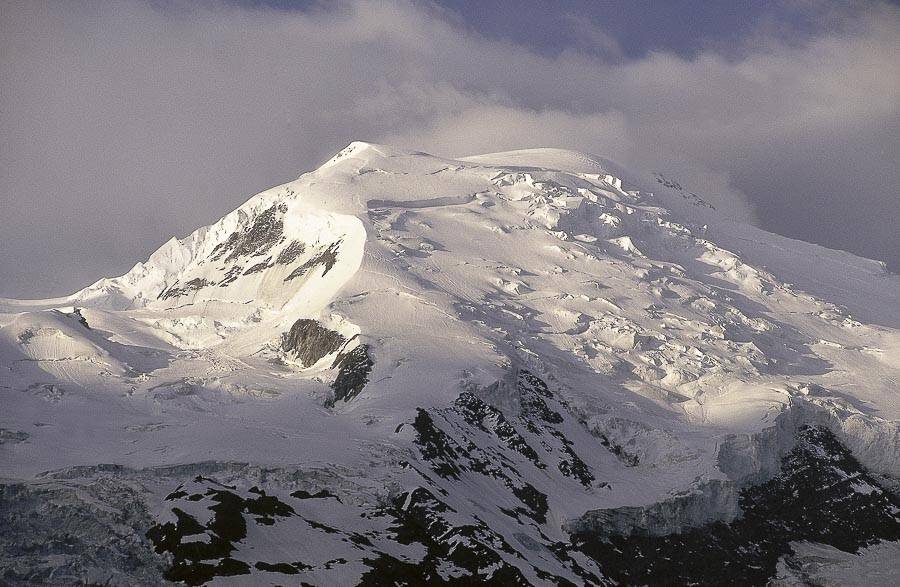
1 0 897 296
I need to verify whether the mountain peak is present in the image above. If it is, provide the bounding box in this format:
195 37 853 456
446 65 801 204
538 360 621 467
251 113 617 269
4 141 900 585
317 140 429 173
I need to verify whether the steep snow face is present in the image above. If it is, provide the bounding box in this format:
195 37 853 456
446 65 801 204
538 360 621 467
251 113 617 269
2 141 900 585
73 183 366 321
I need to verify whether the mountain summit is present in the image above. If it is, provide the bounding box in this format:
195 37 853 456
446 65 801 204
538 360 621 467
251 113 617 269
2 143 899 585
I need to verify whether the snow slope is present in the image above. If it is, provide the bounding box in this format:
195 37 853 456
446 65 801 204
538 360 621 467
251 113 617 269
2 141 899 585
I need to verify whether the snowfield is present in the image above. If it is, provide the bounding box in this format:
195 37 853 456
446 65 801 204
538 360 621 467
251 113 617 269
2 142 899 585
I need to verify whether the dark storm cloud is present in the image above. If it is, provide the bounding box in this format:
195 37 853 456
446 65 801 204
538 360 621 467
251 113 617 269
1 0 897 297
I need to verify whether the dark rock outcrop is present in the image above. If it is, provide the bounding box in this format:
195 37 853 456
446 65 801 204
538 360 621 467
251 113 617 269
328 344 373 406
276 240 306 265
281 319 347 368
148 482 298 585
158 278 212 301
209 204 286 263
284 241 341 281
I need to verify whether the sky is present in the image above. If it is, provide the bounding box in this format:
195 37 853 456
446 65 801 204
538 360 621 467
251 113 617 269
1 0 898 297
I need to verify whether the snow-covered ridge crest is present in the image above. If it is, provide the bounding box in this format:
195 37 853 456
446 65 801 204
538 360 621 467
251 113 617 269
66 141 448 313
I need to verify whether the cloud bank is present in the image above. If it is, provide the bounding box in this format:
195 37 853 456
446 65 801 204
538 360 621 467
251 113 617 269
1 0 897 296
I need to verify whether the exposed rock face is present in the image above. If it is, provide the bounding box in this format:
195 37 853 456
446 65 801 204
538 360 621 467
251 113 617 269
328 344 373 406
279 319 373 407
158 277 213 300
275 240 306 265
242 260 271 275
281 318 347 368
359 487 535 586
148 480 295 585
145 474 541 586
209 203 286 263
284 241 341 282
410 370 599 503
62 308 90 329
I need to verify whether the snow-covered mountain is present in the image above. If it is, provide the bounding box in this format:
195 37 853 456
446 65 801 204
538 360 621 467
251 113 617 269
2 142 899 585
